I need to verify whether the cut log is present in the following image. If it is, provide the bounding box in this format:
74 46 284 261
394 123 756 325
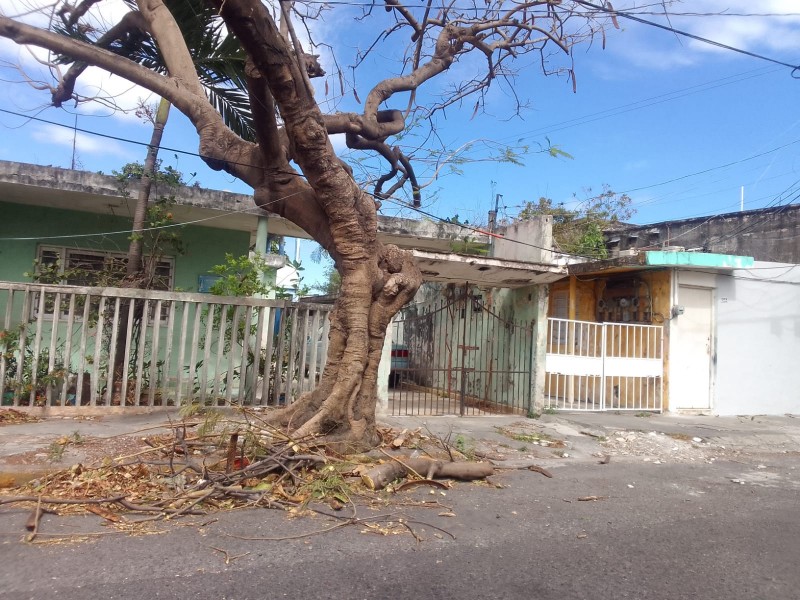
362 457 494 490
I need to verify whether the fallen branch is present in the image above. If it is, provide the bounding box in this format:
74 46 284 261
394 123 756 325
25 496 47 542
225 432 239 473
0 495 127 506
362 457 494 490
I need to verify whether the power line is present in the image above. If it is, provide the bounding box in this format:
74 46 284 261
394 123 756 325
574 1 800 74
1 110 795 259
0 193 306 241
617 138 800 195
6 104 797 219
0 107 601 256
495 67 781 145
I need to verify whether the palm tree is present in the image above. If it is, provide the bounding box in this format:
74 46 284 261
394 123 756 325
50 0 256 388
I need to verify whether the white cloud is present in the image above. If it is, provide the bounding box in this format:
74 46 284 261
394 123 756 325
607 0 800 70
31 122 129 157
329 133 348 154
675 0 800 55
623 159 649 172
0 0 155 122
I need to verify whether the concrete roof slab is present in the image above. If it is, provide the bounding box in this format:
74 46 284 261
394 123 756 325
0 161 488 253
412 249 565 287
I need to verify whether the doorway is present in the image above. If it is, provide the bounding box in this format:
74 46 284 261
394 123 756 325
671 286 713 410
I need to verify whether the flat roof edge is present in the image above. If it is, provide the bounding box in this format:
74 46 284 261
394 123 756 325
644 251 754 269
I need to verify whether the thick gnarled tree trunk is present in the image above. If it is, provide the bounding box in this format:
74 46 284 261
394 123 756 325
269 245 420 450
205 0 422 449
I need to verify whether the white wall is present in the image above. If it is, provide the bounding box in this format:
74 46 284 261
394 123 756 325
713 262 800 415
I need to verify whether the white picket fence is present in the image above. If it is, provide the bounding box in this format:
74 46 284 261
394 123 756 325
0 282 331 408
544 318 663 412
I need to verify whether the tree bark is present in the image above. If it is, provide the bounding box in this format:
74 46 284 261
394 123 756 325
113 98 170 391
362 457 495 490
127 97 170 280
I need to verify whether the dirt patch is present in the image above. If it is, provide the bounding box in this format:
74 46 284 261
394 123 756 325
600 430 727 463
2 434 152 469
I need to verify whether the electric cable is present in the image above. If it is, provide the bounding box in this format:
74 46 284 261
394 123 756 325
574 0 800 74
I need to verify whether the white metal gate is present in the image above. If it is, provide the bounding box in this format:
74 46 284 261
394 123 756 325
544 318 663 412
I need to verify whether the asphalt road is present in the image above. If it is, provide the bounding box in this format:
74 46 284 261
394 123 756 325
1 453 798 600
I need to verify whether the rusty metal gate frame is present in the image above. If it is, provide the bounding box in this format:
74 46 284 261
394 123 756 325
389 288 535 416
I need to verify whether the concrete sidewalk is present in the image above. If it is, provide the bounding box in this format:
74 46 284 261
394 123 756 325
1 408 798 483
382 411 800 453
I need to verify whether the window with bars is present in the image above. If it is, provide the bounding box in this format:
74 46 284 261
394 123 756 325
33 246 175 320
38 247 173 290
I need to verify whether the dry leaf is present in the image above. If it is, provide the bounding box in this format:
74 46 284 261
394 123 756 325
86 505 124 523
606 1 621 29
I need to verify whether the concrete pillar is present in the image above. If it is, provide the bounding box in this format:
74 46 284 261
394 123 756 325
530 284 550 413
567 275 577 406
254 216 270 298
376 322 393 417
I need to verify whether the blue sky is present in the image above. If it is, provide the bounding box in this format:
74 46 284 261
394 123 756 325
1 1 799 286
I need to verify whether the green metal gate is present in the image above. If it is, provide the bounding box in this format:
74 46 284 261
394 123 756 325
389 289 535 416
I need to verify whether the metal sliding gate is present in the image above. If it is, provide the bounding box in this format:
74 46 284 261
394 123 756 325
389 290 535 416
544 318 663 412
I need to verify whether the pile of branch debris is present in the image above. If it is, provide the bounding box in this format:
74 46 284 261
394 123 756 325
0 410 495 541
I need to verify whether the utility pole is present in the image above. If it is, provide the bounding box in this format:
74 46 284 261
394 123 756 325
488 193 503 235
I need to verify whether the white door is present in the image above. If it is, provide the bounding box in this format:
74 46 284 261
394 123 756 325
671 286 713 410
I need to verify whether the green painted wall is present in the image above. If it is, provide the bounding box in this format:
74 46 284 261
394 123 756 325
0 201 250 290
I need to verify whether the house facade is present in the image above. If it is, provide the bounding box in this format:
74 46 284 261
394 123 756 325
546 251 800 415
0 161 287 295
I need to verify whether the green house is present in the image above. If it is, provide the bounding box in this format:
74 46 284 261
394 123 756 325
0 161 300 292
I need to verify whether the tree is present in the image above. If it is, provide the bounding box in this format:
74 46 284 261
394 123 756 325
0 0 616 449
516 186 634 258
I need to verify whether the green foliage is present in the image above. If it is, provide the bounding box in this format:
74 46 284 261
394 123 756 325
1 327 68 405
208 253 275 298
449 237 490 256
515 185 634 258
298 465 352 507
27 161 186 291
314 264 342 296
55 0 255 141
113 160 188 187
453 434 475 459
114 161 187 262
